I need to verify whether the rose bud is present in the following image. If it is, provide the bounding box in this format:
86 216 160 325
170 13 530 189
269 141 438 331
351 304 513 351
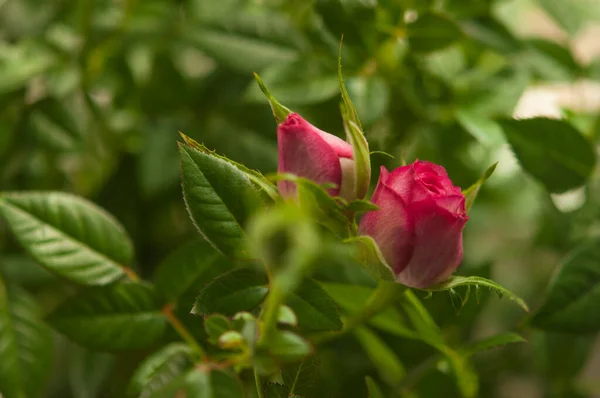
277 113 355 200
359 160 468 288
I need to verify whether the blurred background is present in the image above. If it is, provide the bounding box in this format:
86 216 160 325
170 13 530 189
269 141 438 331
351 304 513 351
1 0 600 397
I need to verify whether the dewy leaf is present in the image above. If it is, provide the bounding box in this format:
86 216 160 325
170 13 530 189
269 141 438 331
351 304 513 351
354 326 406 385
498 118 596 193
179 143 265 260
0 278 53 398
154 239 232 304
462 162 498 212
0 192 133 285
128 343 193 397
427 276 529 312
407 13 464 53
339 41 371 200
47 282 167 350
346 236 395 282
532 239 600 333
286 278 342 332
462 333 526 357
192 268 269 316
253 73 292 124
282 355 320 396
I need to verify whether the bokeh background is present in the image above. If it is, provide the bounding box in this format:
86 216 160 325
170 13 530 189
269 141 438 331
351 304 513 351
1 0 600 397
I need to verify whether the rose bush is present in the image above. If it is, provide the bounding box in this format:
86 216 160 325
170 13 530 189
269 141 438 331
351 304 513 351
360 161 468 288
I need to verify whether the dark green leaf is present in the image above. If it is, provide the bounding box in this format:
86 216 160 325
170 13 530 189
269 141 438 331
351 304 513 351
0 192 133 285
204 314 232 344
532 240 600 332
286 278 342 332
192 268 268 316
47 282 167 350
282 355 320 395
499 118 596 193
0 279 53 398
28 97 82 152
68 346 115 398
265 330 313 362
184 368 244 398
407 13 464 53
128 343 193 396
462 332 526 356
265 383 290 398
154 239 231 303
179 143 266 260
365 376 385 398
354 326 406 385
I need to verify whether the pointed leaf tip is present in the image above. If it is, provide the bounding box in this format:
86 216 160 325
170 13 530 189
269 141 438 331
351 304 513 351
253 73 291 124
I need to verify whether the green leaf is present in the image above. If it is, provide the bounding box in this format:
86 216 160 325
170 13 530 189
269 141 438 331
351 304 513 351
265 330 313 362
154 239 231 303
180 133 279 202
532 240 600 332
462 162 498 212
68 346 115 398
354 326 406 385
282 355 320 396
346 75 390 125
265 383 290 398
252 73 293 124
286 278 342 332
426 276 529 312
184 27 297 73
407 13 464 53
0 41 57 95
0 192 133 285
346 236 395 282
179 143 266 260
192 268 269 316
128 343 193 396
28 97 82 152
438 347 478 398
204 314 232 344
456 109 505 147
462 332 526 356
47 282 167 350
365 376 385 398
498 118 596 193
342 199 379 213
538 0 600 36
339 42 371 200
159 368 244 398
0 279 53 398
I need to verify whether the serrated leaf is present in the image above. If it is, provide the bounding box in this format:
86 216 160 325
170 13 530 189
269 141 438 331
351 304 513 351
128 343 193 397
192 268 268 316
47 282 167 350
426 276 529 312
499 118 596 193
179 143 266 260
346 236 395 282
0 192 133 285
462 162 498 212
282 355 320 395
354 326 406 385
532 240 600 332
407 13 464 53
286 278 342 332
462 333 526 356
154 239 232 303
0 279 53 398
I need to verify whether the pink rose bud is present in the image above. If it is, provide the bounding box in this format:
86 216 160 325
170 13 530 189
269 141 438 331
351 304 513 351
359 161 468 288
278 113 355 199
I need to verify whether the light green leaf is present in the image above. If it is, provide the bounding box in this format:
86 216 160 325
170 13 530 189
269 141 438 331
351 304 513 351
204 314 232 344
185 369 245 398
355 326 406 385
286 278 342 332
499 118 596 193
532 239 600 332
0 279 53 398
462 332 526 356
128 343 193 397
462 162 498 212
265 330 313 362
248 72 339 107
154 239 231 303
346 236 395 282
456 109 505 147
346 75 390 125
538 0 600 36
426 276 529 312
179 143 265 260
0 192 133 285
192 268 269 316
47 282 167 350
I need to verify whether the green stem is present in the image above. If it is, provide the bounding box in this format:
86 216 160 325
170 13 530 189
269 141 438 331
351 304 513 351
257 282 284 345
162 304 206 361
254 368 265 398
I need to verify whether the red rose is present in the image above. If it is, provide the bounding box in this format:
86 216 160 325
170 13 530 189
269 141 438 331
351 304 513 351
359 161 468 288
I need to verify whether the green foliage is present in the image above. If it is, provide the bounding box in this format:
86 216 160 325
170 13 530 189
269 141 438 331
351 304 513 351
286 278 343 332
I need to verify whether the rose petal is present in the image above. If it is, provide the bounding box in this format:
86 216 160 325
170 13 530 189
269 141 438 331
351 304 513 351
396 197 467 288
278 114 343 197
359 183 414 275
314 126 353 158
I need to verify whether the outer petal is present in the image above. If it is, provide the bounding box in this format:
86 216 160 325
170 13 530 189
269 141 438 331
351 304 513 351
314 126 353 158
359 182 414 275
396 197 468 288
277 114 343 197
